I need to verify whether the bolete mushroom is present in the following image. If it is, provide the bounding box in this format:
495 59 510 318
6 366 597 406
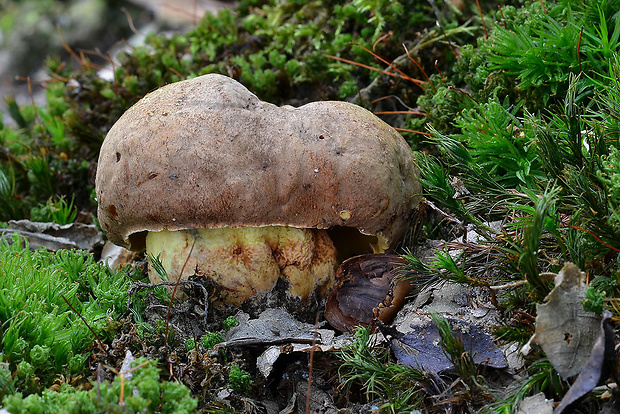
95 74 421 310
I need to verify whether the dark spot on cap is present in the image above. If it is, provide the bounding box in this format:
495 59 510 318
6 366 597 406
107 204 117 219
169 173 179 179
148 172 158 180
116 152 121 162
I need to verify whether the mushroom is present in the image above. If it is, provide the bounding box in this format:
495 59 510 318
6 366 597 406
95 74 421 310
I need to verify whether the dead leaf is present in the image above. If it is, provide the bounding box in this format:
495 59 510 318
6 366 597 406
525 263 600 380
516 393 554 414
0 219 102 251
100 241 139 268
220 308 335 348
324 254 412 332
389 318 507 374
554 310 614 414
219 308 361 378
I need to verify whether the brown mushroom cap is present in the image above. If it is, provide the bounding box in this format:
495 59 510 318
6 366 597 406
96 74 422 250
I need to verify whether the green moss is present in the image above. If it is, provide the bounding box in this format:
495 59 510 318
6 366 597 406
0 235 132 393
30 196 77 225
3 359 198 414
228 365 252 396
200 332 224 351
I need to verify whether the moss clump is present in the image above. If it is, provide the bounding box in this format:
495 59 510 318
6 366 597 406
0 235 132 394
3 359 198 414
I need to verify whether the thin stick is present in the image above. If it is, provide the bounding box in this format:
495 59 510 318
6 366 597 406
57 25 89 69
436 21 459 58
168 66 184 79
305 311 320 414
393 127 431 136
114 360 149 406
61 295 109 355
476 0 488 39
402 44 435 93
370 94 417 112
373 31 392 53
565 223 620 253
121 7 142 35
434 60 444 80
489 280 528 290
353 42 404 74
165 237 197 345
498 5 507 29
373 110 426 116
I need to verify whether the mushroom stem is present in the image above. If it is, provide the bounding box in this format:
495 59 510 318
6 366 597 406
145 226 338 306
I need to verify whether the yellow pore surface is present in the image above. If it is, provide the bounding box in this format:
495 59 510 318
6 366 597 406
145 226 338 306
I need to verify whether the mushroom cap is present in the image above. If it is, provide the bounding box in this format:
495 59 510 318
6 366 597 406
96 74 422 250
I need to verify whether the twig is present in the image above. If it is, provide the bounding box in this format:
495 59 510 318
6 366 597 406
423 198 463 227
305 311 321 414
165 237 197 346
592 383 617 393
106 360 150 406
168 66 184 79
324 48 427 90
57 25 89 69
370 94 414 110
446 85 479 104
373 31 392 53
489 280 528 290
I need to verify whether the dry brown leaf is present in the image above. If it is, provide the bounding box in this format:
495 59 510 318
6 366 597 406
526 263 600 380
554 310 614 414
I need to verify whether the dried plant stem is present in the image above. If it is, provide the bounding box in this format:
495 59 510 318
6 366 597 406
61 294 109 356
165 237 197 346
402 44 435 93
476 0 488 39
305 311 320 414
489 280 528 290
